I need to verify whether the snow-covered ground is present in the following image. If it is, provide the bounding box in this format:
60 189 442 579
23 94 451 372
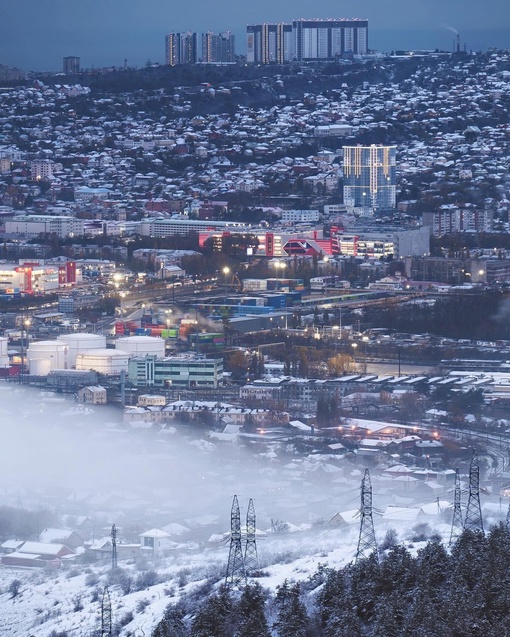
0 385 507 635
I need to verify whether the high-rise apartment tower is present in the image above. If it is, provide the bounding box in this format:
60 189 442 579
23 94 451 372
343 145 397 213
63 56 80 74
293 18 368 60
246 23 293 63
202 32 236 63
165 32 198 65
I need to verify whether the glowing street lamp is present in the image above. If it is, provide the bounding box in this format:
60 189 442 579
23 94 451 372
222 266 230 292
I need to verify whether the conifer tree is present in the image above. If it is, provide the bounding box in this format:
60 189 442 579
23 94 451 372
273 581 309 637
190 586 233 637
235 583 270 637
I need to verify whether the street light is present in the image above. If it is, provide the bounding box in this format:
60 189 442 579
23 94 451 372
273 261 286 274
351 342 358 365
222 266 230 292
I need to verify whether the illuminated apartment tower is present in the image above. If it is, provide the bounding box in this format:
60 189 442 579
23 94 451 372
343 145 397 213
246 23 293 63
202 32 236 63
165 32 198 65
292 18 368 60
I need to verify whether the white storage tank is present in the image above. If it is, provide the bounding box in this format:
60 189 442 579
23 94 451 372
27 340 68 375
0 337 8 368
75 349 129 375
115 335 165 358
58 333 107 367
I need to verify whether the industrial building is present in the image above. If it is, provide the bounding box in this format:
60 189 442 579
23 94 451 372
140 217 249 238
128 354 223 389
5 215 85 238
0 260 78 295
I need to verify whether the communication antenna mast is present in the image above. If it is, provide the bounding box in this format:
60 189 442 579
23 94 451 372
110 524 118 570
244 498 259 575
225 495 246 589
101 586 112 637
356 468 378 563
449 468 463 545
464 450 484 533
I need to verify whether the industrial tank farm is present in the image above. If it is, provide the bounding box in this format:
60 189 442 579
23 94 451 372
57 333 107 367
75 348 130 375
27 340 68 376
115 335 165 357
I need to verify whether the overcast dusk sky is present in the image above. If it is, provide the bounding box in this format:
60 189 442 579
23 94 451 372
1 0 510 71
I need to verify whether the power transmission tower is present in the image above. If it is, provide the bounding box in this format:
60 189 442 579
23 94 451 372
244 498 259 575
464 450 484 533
101 586 112 637
356 468 378 563
110 524 118 570
225 495 246 589
449 468 463 545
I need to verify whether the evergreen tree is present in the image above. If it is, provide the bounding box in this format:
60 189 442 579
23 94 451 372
235 583 270 637
273 581 309 637
190 586 233 637
152 604 186 637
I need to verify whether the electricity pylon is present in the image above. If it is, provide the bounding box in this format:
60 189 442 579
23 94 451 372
449 468 463 545
464 450 484 533
225 495 246 588
244 498 259 575
356 468 378 562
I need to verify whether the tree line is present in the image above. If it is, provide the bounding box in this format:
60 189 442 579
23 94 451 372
151 524 510 637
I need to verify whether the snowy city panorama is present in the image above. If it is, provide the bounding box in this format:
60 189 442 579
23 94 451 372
2 0 510 633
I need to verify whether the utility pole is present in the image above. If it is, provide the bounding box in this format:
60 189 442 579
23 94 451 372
225 495 246 589
244 498 259 575
110 524 118 570
356 468 378 562
449 468 463 545
464 450 484 533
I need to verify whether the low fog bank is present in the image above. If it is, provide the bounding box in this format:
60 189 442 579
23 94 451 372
0 384 507 546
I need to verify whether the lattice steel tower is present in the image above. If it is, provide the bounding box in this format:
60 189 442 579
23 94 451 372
449 468 463 545
110 524 118 570
225 495 246 588
101 586 112 637
356 468 378 562
244 498 259 575
464 450 484 533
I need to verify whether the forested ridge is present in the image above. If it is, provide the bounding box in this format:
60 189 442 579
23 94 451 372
152 524 510 637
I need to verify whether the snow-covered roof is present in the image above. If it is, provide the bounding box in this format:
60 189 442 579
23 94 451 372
140 528 171 539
